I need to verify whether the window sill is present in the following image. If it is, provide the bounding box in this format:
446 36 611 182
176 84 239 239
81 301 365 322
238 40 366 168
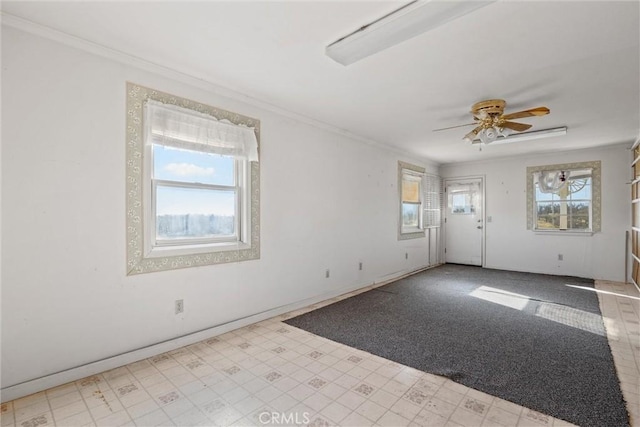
145 241 251 258
533 230 594 236
399 229 426 240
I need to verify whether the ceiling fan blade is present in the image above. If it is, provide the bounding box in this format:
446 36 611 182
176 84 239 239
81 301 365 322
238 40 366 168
463 126 483 141
502 107 550 120
433 122 476 132
501 121 533 132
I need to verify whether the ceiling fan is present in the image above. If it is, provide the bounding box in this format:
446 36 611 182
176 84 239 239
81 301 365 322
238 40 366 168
434 99 550 144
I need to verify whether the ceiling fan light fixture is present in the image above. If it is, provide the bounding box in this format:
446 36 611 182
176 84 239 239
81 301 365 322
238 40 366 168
463 128 479 142
470 126 568 145
479 127 498 144
326 0 496 65
498 127 513 137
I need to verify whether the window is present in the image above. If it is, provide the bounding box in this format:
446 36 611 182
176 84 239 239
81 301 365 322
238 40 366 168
152 146 240 245
399 161 426 240
402 175 421 228
534 170 592 230
527 161 601 233
126 83 260 275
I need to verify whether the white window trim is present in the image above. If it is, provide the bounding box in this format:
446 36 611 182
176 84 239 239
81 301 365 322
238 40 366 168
526 160 601 234
126 83 260 275
398 161 426 240
143 155 250 259
401 173 423 233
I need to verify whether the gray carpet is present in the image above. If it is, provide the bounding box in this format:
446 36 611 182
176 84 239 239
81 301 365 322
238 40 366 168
285 264 629 427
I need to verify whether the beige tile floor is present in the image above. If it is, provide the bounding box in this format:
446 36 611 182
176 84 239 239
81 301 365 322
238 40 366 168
595 280 640 426
1 279 638 427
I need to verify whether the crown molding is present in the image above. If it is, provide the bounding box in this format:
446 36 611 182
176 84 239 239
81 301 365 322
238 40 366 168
1 12 439 169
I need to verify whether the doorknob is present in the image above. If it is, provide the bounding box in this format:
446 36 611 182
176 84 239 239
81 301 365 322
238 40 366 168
477 226 483 229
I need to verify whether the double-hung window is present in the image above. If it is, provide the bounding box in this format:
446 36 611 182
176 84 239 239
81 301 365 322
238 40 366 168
151 145 241 246
398 161 426 239
534 169 592 230
126 83 260 275
526 161 601 233
144 100 258 256
402 174 422 229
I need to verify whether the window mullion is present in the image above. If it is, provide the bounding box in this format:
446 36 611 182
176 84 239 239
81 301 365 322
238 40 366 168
151 179 158 248
154 179 235 192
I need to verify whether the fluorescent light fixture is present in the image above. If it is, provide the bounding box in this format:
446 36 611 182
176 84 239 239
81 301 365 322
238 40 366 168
326 0 496 65
471 127 568 145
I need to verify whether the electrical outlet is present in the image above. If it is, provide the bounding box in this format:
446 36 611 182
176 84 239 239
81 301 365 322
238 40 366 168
325 269 330 278
359 262 363 271
175 299 184 314
558 254 563 261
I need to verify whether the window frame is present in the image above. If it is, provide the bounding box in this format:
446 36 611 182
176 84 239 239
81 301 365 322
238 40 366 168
145 146 247 254
126 83 260 275
398 161 426 240
526 161 601 234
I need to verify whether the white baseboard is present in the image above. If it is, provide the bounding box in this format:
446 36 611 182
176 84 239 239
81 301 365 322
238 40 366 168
1 264 437 403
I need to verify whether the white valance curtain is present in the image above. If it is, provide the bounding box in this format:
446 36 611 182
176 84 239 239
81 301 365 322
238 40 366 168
144 99 259 162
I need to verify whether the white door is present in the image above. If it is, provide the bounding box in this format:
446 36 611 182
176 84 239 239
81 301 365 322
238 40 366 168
445 178 483 266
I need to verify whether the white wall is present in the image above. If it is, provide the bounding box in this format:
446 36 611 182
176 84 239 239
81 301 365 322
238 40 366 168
440 144 631 281
1 27 437 390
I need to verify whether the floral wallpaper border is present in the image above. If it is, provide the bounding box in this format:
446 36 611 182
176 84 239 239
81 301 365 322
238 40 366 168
125 82 260 275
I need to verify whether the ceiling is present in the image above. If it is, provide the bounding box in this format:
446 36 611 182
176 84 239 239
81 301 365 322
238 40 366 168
2 1 639 164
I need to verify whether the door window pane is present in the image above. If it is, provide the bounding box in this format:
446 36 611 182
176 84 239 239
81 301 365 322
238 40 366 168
450 192 474 214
